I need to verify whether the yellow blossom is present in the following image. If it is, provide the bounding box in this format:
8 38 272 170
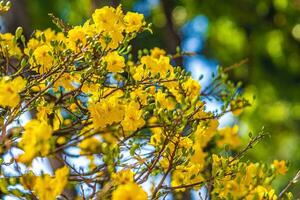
101 132 118 144
230 99 244 115
103 51 125 73
100 30 124 50
140 55 159 74
24 38 40 55
30 44 55 74
156 55 174 77
272 160 288 175
35 28 56 42
163 81 183 102
89 96 124 129
0 4 287 200
0 33 22 57
36 102 54 122
244 163 261 185
194 119 218 148
67 26 87 51
0 76 26 108
92 6 124 32
190 146 206 168
216 125 241 149
247 186 277 200
121 101 145 132
133 64 148 81
124 12 144 33
112 182 147 200
79 137 101 154
57 136 66 145
33 166 69 200
130 86 154 105
53 71 80 92
156 90 175 110
150 127 165 146
150 47 166 59
31 81 47 92
112 169 134 185
178 136 193 149
18 120 53 163
182 78 201 99
171 164 204 191
82 82 102 101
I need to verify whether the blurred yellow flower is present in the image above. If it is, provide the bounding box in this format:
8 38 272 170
112 182 147 200
18 120 53 163
33 166 69 200
0 76 26 108
272 160 288 175
112 169 134 185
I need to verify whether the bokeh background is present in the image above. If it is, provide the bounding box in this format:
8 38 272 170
3 0 300 197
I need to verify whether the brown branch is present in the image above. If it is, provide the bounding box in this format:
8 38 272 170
278 169 300 199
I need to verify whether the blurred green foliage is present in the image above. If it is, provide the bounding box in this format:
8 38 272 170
4 0 300 195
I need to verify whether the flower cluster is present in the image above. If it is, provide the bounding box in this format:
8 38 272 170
0 4 290 200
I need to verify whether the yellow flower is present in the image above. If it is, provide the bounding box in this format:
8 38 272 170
53 71 80 92
36 102 54 122
163 81 182 102
150 47 166 59
89 96 124 129
92 6 124 32
79 137 101 154
150 127 165 146
171 164 204 191
244 163 258 185
57 136 66 145
31 81 47 92
130 86 154 105
0 76 26 108
33 166 69 200
24 38 40 55
156 55 174 77
18 120 53 163
121 101 145 132
133 55 173 80
35 28 56 42
272 160 288 175
178 137 193 149
67 26 87 51
82 82 102 101
182 78 201 99
190 145 206 168
230 99 244 115
194 119 218 148
24 28 66 55
100 30 124 50
133 65 147 81
216 125 241 149
112 182 147 200
156 90 175 110
247 186 277 200
30 45 55 74
53 109 64 131
0 33 22 57
124 12 144 33
101 132 118 144
112 169 134 185
140 55 159 75
103 51 125 73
